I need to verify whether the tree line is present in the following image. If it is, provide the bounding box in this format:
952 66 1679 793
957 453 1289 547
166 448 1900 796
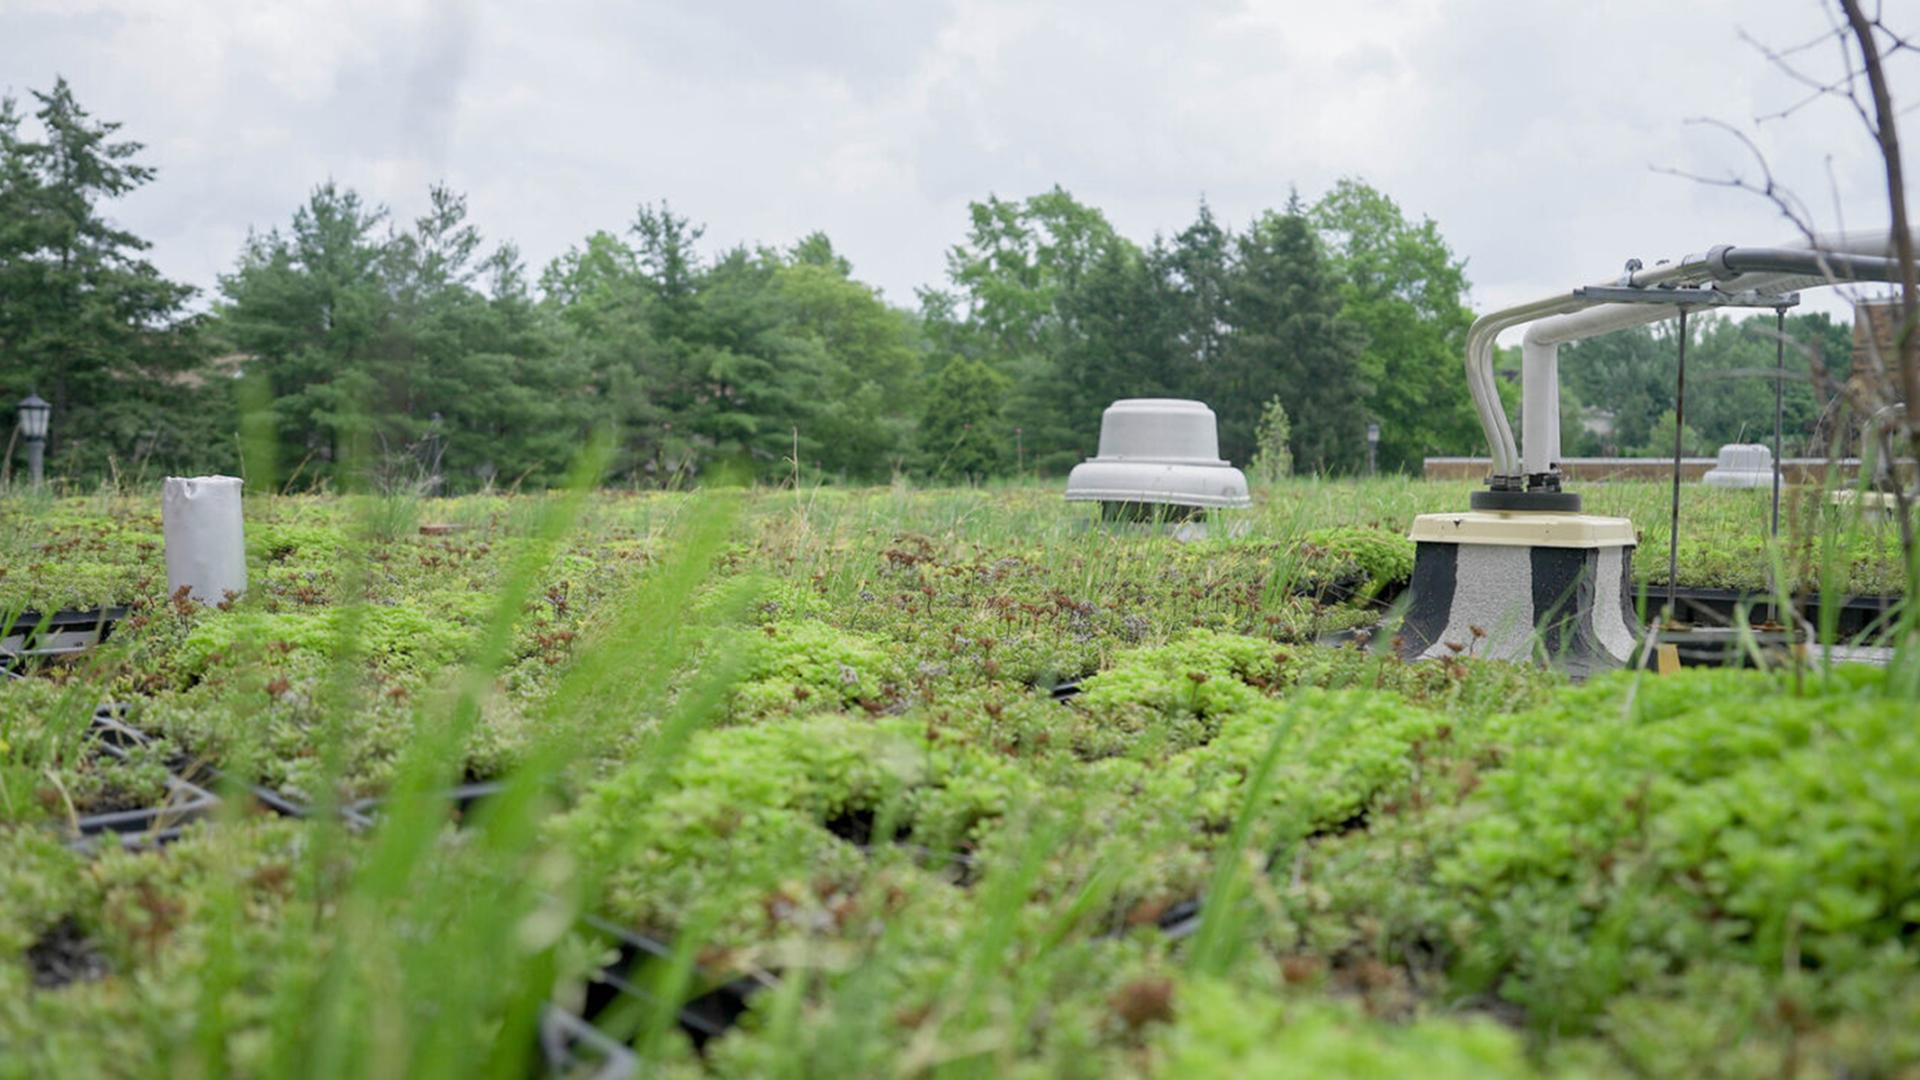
0 79 1855 492
1552 314 1855 460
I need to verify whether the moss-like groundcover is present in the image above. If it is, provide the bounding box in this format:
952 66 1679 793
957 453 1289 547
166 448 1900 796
1 479 1916 1077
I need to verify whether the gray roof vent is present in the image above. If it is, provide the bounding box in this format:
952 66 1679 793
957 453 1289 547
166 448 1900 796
1701 443 1774 488
1065 399 1252 513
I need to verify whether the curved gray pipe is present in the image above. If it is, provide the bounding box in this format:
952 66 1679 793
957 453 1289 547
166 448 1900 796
1466 256 1703 475
1708 245 1903 283
1471 230 1916 480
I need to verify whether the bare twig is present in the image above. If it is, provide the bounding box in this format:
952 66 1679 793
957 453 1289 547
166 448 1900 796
1653 118 1821 243
1678 0 1920 636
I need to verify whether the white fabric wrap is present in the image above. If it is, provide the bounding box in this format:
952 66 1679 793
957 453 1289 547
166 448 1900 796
162 475 247 605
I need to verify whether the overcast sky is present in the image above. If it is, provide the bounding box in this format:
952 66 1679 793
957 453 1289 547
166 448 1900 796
3 0 1914 328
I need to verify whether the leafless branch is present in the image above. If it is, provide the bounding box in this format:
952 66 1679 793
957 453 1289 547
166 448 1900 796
1654 118 1822 243
1678 1 1920 602
1824 155 1851 240
1738 13 1877 132
1756 82 1852 125
1742 21 1847 61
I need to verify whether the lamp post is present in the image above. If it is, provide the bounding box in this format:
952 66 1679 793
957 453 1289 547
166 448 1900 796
1365 421 1380 477
17 394 50 489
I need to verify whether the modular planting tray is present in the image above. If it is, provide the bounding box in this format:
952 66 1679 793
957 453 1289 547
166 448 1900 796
84 708 376 839
61 712 221 853
1284 569 1408 610
578 915 770 1049
539 1005 637 1079
66 773 219 850
1 607 126 667
349 780 507 824
1653 626 1803 669
29 674 1221 1056
1652 585 1902 641
572 775 1011 1050
1650 625 1897 669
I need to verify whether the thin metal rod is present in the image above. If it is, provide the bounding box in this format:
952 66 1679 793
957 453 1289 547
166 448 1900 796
1667 308 1689 624
1772 308 1786 537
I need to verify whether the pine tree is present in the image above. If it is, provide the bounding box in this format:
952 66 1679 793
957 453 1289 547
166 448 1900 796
919 358 1010 482
220 183 586 490
0 79 214 476
1223 200 1367 472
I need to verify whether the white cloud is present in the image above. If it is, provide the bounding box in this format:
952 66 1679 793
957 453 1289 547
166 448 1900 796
1 0 1912 322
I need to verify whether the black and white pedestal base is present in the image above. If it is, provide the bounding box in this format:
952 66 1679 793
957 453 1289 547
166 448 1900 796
1397 512 1641 677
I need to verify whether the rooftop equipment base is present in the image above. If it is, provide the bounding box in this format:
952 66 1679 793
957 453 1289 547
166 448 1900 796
1470 488 1582 512
1398 511 1640 677
1081 504 1249 542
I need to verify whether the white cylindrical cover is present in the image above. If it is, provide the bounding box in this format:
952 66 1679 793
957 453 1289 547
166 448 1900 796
163 476 247 605
1094 399 1227 464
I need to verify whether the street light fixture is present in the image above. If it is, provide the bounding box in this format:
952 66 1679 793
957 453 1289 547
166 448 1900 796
17 394 50 488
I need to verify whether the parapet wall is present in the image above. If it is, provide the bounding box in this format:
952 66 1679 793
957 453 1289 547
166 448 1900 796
1421 457 1887 484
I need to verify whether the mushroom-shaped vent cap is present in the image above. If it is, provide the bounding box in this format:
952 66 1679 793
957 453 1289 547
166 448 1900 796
1094 398 1227 464
1702 443 1775 488
1066 398 1252 509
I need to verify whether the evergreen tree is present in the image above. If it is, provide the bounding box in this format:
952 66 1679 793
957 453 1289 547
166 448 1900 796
1055 238 1180 456
1164 200 1235 382
0 139 1675 491
541 213 923 485
0 79 215 477
538 230 672 482
918 357 1009 482
1223 201 1367 471
220 183 584 490
220 183 389 480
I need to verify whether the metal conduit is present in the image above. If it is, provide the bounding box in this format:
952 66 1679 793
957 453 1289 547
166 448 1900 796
1466 230 1918 488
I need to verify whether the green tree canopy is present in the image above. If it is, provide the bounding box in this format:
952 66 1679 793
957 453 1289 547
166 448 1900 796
538 208 923 486
1558 313 1851 458
6 92 1847 495
0 78 216 477
918 357 1010 482
921 187 1131 471
1312 178 1479 470
1223 200 1368 471
221 183 586 491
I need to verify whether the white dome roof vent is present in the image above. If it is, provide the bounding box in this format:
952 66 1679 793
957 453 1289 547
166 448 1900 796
1701 443 1774 488
1065 399 1252 515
